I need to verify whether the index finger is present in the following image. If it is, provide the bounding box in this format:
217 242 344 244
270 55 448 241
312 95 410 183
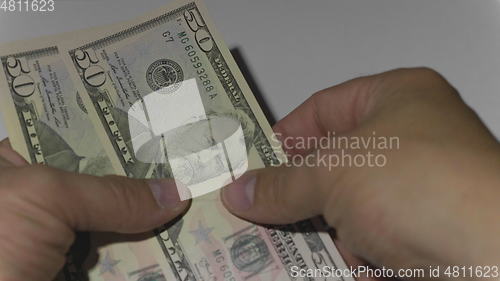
273 74 378 155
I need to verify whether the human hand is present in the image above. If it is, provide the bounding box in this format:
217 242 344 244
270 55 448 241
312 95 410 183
222 68 500 278
0 139 189 281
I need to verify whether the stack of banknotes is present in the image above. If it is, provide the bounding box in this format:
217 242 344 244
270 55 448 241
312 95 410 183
0 0 352 280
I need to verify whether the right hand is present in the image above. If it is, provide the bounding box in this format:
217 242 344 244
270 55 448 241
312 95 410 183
222 68 500 278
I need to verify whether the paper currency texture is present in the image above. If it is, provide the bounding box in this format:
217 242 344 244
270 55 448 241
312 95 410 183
0 1 353 280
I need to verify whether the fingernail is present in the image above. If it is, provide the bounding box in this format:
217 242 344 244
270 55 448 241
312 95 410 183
222 174 256 211
148 179 189 210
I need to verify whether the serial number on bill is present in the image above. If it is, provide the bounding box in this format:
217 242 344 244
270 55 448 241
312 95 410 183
1 0 54 12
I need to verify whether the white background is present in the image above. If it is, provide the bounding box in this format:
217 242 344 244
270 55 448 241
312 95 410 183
1 0 500 140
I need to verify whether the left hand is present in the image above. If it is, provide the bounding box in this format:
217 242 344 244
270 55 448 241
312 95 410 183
0 138 189 281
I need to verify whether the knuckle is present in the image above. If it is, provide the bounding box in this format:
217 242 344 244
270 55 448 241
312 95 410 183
396 67 454 92
264 170 296 222
392 66 441 79
412 67 455 92
413 67 444 80
376 67 460 111
14 166 66 195
404 67 442 78
104 176 140 230
310 90 325 101
28 165 62 186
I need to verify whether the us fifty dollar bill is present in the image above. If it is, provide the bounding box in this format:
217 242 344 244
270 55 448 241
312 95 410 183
0 31 119 175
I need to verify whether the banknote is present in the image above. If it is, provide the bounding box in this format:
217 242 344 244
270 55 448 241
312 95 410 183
0 35 118 175
59 0 353 280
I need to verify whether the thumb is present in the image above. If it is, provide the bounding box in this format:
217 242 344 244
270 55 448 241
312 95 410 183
221 164 333 224
14 166 190 234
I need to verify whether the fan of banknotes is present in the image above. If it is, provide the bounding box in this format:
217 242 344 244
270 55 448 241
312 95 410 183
0 0 352 280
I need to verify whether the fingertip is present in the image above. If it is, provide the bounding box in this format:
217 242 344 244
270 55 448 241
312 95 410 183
221 173 256 213
147 178 191 212
159 198 191 224
221 171 297 225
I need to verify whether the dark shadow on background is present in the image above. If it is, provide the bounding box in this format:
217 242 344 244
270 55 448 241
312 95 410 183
230 47 276 125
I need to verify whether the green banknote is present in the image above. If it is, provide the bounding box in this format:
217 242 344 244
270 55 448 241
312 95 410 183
0 37 116 175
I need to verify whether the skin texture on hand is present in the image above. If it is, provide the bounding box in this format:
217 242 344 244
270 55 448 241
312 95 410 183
0 139 189 281
222 68 500 279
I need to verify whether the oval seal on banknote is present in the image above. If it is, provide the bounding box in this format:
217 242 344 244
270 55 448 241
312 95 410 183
146 59 184 93
230 234 270 273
